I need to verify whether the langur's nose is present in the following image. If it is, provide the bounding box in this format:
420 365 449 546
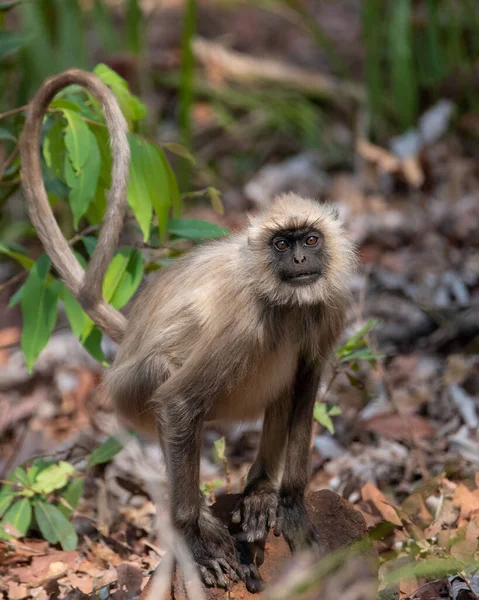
293 254 306 264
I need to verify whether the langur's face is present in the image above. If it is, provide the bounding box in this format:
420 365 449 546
269 228 328 286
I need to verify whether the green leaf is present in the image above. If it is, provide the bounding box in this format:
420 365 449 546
167 219 229 240
0 485 15 518
314 403 335 435
208 187 224 215
0 243 35 270
0 31 30 59
63 287 94 342
102 248 143 310
163 155 181 219
0 127 17 142
214 437 226 461
34 501 78 550
63 110 92 172
87 436 123 468
31 461 76 495
50 98 82 113
20 255 59 373
28 459 55 482
10 466 31 487
93 63 146 126
64 128 101 228
0 498 32 539
328 405 342 416
81 327 106 364
137 137 170 239
162 142 196 165
57 478 84 518
43 118 66 180
127 136 152 241
0 1 22 11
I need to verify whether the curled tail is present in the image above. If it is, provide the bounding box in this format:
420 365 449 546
19 69 130 343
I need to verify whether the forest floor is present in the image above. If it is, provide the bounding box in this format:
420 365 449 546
1 1 479 599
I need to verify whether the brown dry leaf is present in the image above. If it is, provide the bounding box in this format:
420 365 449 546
444 355 470 386
362 414 434 442
450 516 479 557
399 576 418 599
0 327 20 365
10 551 79 585
401 493 433 523
7 581 29 600
361 482 402 526
12 539 49 557
357 138 400 172
453 484 479 522
29 587 48 600
85 540 123 567
401 156 424 188
59 572 94 594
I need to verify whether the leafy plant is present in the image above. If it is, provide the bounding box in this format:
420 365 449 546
0 63 227 371
314 320 380 434
0 437 123 549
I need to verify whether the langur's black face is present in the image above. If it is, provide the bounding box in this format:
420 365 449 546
270 228 328 286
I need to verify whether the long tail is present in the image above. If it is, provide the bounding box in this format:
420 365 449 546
19 69 130 343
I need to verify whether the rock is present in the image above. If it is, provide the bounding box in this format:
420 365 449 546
140 490 372 599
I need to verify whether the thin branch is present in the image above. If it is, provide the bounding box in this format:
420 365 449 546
0 145 19 180
0 270 26 294
0 105 27 120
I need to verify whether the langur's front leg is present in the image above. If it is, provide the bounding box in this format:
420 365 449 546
232 399 289 542
157 398 239 589
274 359 325 555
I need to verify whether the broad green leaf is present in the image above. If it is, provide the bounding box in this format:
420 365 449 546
127 136 152 241
32 461 76 495
64 128 101 228
314 403 335 435
162 142 196 165
0 243 35 270
63 287 94 341
34 501 78 550
328 406 342 416
20 255 59 372
63 110 92 172
82 236 97 257
87 436 123 468
85 184 107 226
93 63 146 126
0 127 16 142
163 155 181 219
81 327 106 364
50 98 82 113
43 118 66 180
167 219 229 240
10 466 31 487
57 478 84 518
0 498 32 539
341 320 377 350
102 248 143 310
90 124 112 188
0 31 30 59
0 485 15 518
28 459 55 482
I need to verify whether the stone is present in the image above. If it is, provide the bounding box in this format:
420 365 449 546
141 490 372 599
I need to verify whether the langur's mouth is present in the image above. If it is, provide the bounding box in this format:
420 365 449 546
283 271 321 284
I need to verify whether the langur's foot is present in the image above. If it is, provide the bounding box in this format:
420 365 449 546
274 491 326 555
183 511 240 588
232 482 278 542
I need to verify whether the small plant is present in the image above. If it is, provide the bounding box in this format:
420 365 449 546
0 436 123 549
314 320 380 434
0 63 227 371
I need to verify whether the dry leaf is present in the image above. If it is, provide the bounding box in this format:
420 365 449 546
450 517 479 557
357 139 400 172
7 582 29 600
401 156 424 188
59 572 93 594
362 414 434 442
10 551 79 585
361 482 402 526
453 484 479 522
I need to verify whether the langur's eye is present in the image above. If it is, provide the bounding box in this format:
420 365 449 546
305 236 319 246
274 239 290 251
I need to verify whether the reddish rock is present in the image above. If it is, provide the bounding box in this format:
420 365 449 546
141 490 372 599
